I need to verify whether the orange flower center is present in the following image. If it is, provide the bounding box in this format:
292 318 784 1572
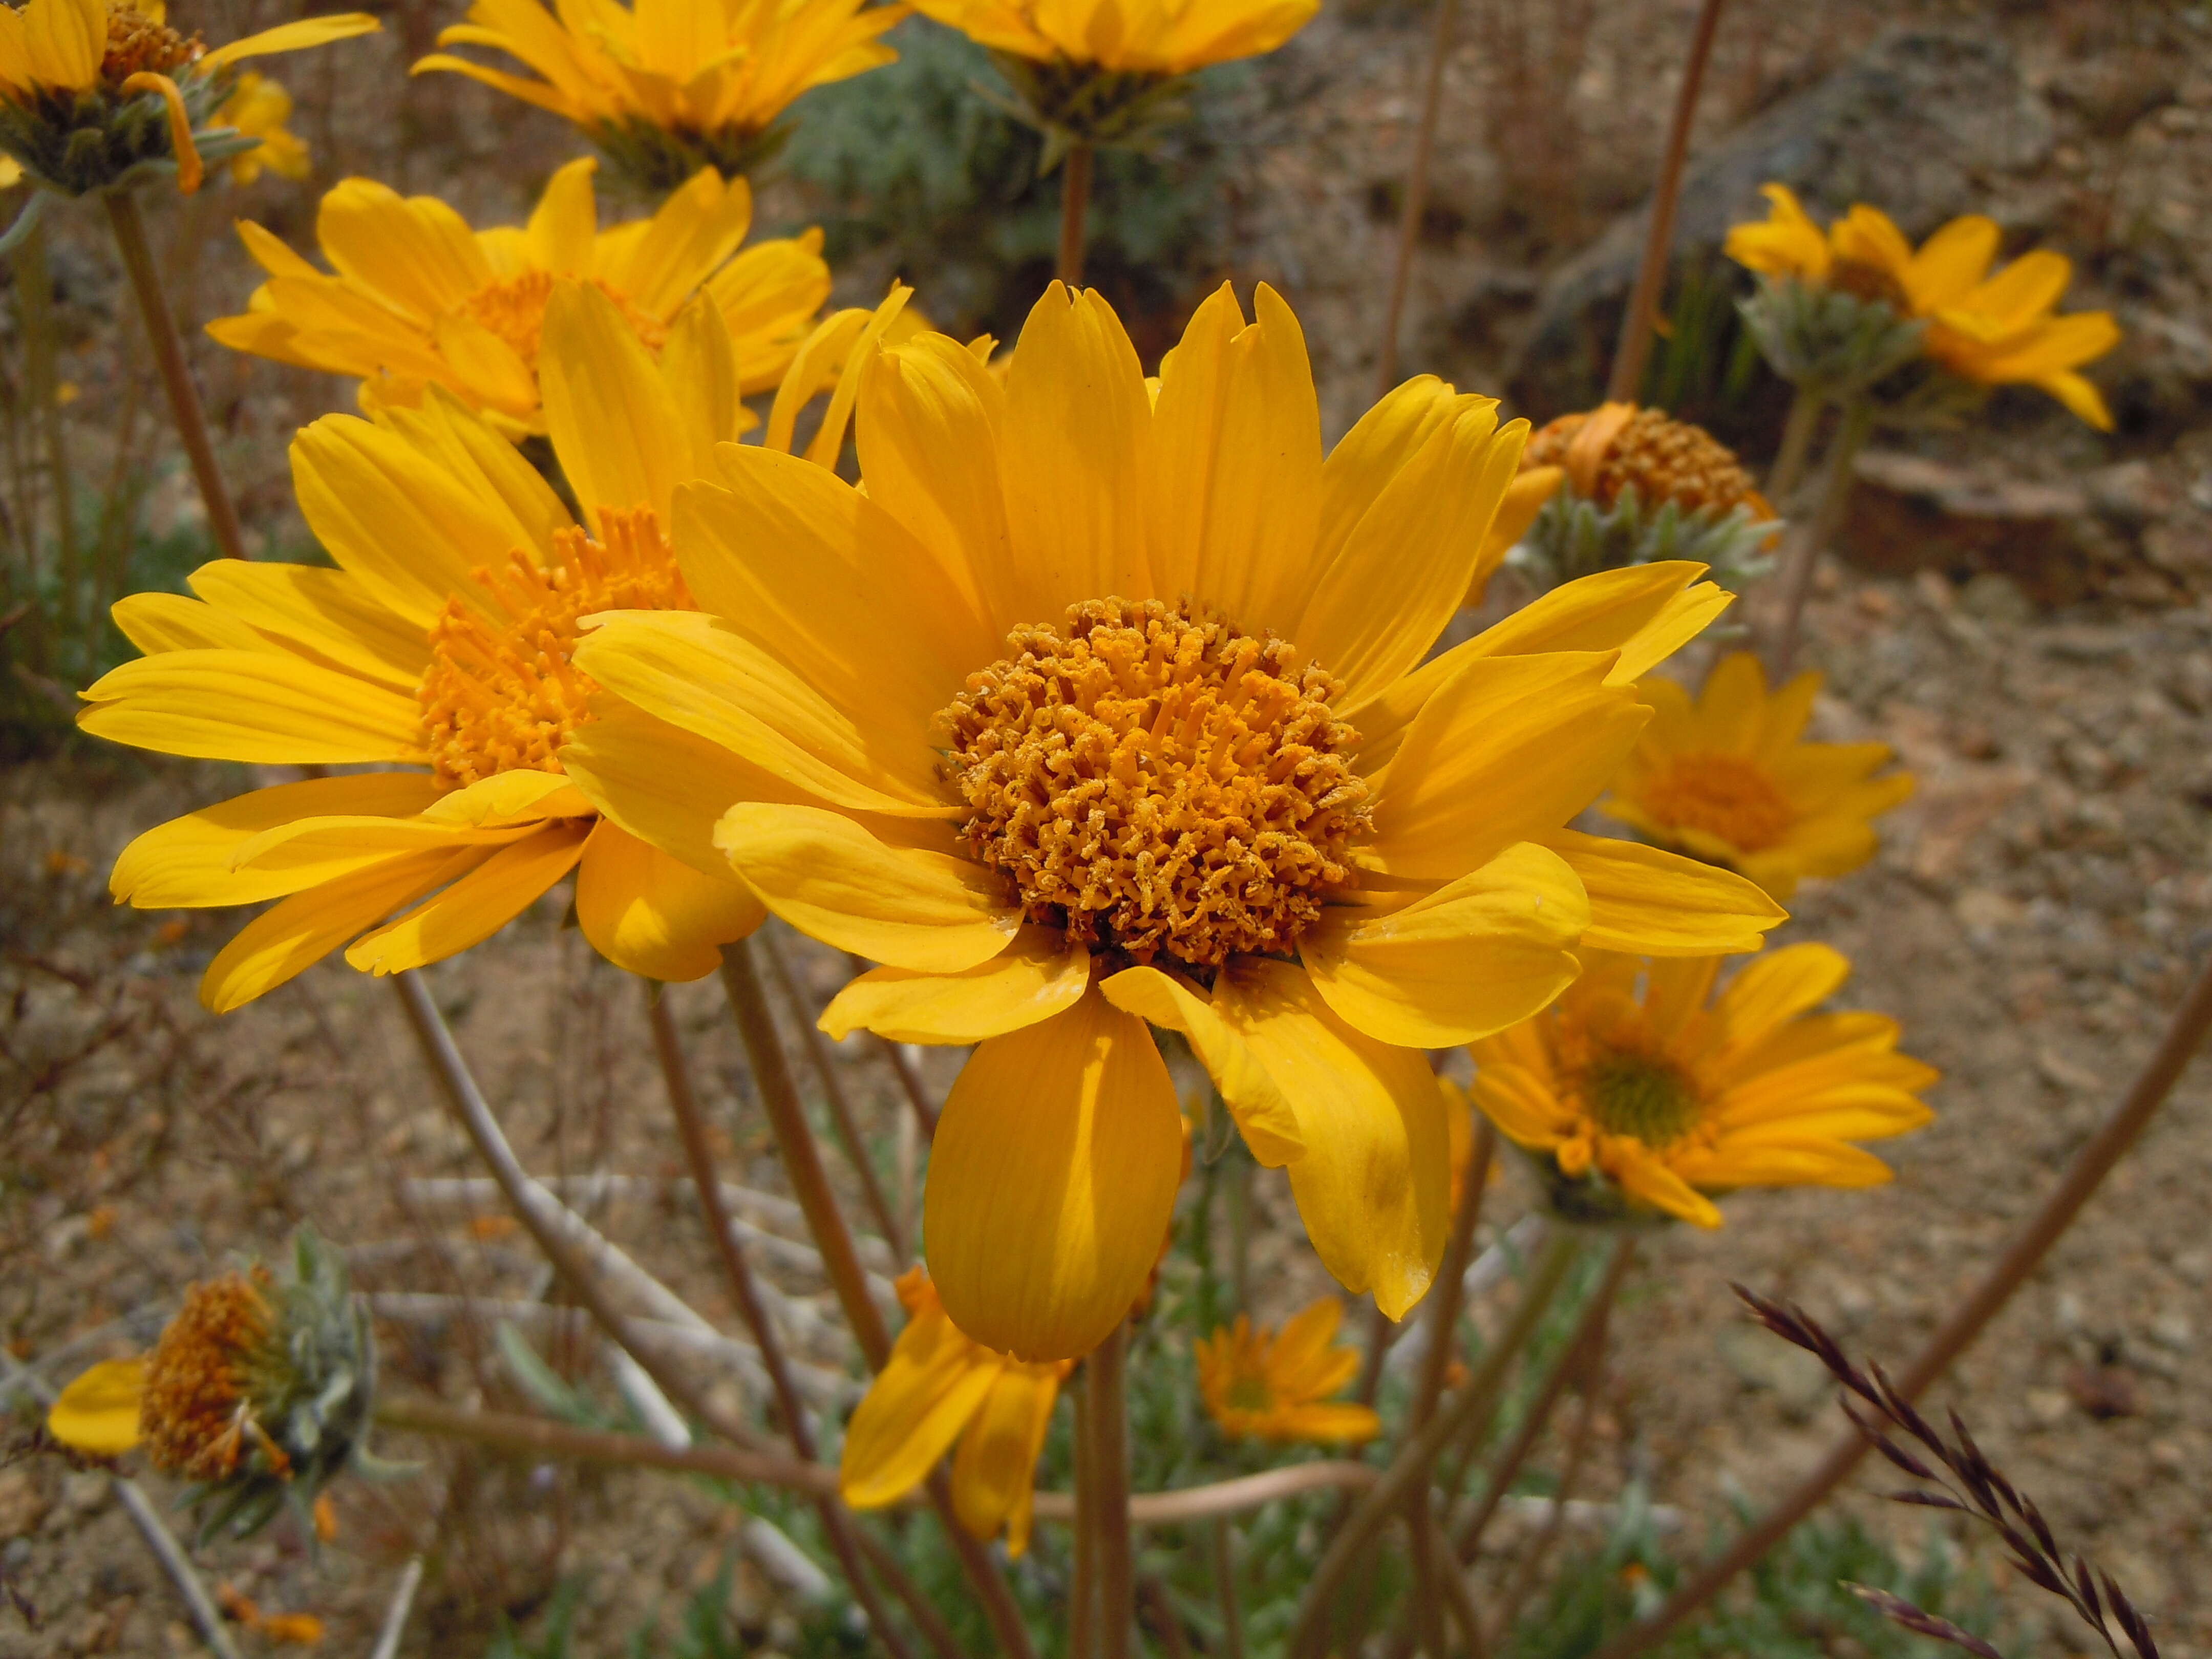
101 5 202 82
938 598 1370 969
455 271 669 369
1580 1048 1702 1148
1222 1372 1275 1413
141 1271 277 1482
1639 752 1795 853
416 508 689 789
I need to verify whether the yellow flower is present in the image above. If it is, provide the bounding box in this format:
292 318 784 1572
1196 1297 1379 1443
1524 402 1773 524
212 70 307 185
839 1269 1069 1556
206 156 827 436
570 280 1784 1361
1469 944 1936 1228
412 0 904 189
919 0 1314 74
82 283 910 1010
1601 651 1913 902
1725 183 2121 430
0 0 375 195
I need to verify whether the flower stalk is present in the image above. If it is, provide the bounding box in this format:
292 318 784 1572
1087 1320 1136 1659
1607 0 1729 403
1373 0 1460 399
1058 140 1095 285
102 188 246 562
1762 394 1872 677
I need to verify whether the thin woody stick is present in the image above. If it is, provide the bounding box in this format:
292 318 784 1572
1373 0 1462 398
645 982 914 1657
1591 949 2212 1659
762 935 907 1257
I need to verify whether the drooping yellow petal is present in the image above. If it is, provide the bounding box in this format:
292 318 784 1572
119 73 201 193
200 846 482 1012
1211 960 1449 1319
925 987 1185 1362
111 774 444 909
713 803 1018 973
840 1312 1002 1508
1303 842 1588 1048
46 1358 146 1456
575 818 763 981
343 822 588 975
949 1366 1061 1556
1097 964 1303 1164
819 925 1090 1043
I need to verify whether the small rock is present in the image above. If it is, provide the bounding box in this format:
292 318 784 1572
2149 1311 2194 1352
1954 888 2024 936
2083 459 2168 528
1843 452 2089 607
2025 1387 2072 1428
2065 1363 2141 1419
60 1473 108 1519
1959 572 2034 625
0 1470 47 1538
2046 55 2179 134
2164 652 2212 713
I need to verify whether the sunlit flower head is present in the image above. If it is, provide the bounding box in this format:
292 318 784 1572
412 0 905 192
839 1269 1069 1556
1470 944 1936 1228
1726 183 2120 429
1602 651 1913 901
1196 1297 1379 1443
207 156 827 436
571 280 1785 1362
46 1232 374 1540
920 0 1313 75
210 70 306 185
0 0 375 196
83 283 912 1009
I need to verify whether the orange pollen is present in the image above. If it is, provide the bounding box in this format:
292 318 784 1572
140 1271 277 1483
939 598 1369 970
416 507 689 789
101 6 203 81
1525 407 1766 519
455 271 669 369
1640 752 1796 853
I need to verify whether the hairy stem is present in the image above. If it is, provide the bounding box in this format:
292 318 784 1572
1763 381 1824 513
103 189 245 562
1605 0 1730 403
1089 1321 1136 1659
1591 949 2212 1659
1763 395 1872 678
1058 142 1095 286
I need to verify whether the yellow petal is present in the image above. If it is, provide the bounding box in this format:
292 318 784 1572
820 925 1089 1043
1295 401 1518 707
46 1358 145 1456
185 559 430 691
541 280 688 522
1097 964 1303 1165
23 0 103 88
200 846 481 1012
1469 1061 1573 1149
925 987 1184 1362
999 284 1152 607
79 649 425 764
950 1366 1061 1556
1903 214 1998 311
1147 283 1320 635
112 773 444 909
1367 652 1646 882
1313 376 1461 574
713 802 1017 973
1712 942 1849 1048
1211 960 1448 1318
311 177 488 328
840 1308 1000 1508
200 12 380 70
343 822 588 974
1304 842 1588 1047
1539 828 1785 956
575 818 762 981
560 696 797 879
573 610 950 817
111 590 275 656
1467 465 1561 606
